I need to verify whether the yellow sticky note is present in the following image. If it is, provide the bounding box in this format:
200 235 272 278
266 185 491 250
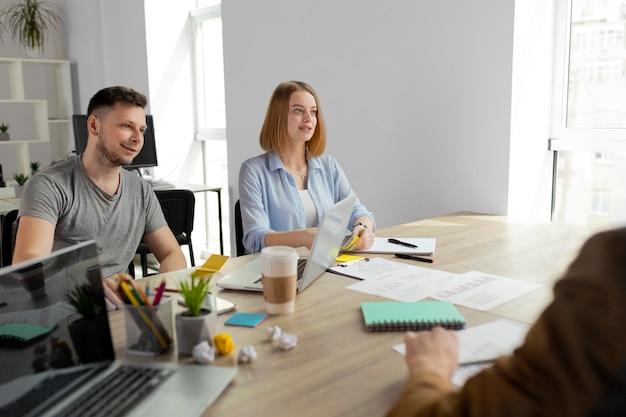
193 254 229 277
336 254 365 263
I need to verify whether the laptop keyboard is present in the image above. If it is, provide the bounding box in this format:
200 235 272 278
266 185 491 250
254 258 307 284
297 258 307 280
0 366 102 417
56 365 174 417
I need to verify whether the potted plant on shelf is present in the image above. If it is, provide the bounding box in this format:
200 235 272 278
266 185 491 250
30 161 40 176
66 281 114 363
2 0 61 55
175 274 217 355
12 172 29 197
0 124 9 141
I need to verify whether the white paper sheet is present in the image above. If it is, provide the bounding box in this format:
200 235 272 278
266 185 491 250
430 271 542 311
392 319 529 386
345 258 463 302
330 257 416 280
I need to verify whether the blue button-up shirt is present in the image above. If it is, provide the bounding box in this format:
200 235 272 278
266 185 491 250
238 151 375 253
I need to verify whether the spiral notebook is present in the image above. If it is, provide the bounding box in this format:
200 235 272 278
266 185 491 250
360 301 466 332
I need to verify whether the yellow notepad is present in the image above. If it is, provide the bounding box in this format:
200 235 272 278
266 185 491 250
193 254 229 277
360 301 465 332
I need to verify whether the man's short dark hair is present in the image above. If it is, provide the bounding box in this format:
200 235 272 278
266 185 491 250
87 86 148 116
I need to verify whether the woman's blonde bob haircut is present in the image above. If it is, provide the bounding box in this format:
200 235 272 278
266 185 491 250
259 81 326 158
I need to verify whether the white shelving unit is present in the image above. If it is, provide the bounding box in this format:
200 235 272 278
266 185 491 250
0 58 73 178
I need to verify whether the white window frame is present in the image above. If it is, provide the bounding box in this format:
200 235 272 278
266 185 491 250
190 5 226 143
548 0 626 152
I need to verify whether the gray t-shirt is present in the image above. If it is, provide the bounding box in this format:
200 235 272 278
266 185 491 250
18 155 166 277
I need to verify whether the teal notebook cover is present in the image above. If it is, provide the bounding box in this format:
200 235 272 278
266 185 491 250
360 301 466 332
0 323 56 347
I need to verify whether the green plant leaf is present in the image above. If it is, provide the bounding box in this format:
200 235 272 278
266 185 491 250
179 275 211 316
3 0 61 52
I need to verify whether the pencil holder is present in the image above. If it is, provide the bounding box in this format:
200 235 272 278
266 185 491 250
124 296 173 356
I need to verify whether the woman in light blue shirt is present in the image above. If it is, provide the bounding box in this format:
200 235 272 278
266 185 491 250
239 81 376 254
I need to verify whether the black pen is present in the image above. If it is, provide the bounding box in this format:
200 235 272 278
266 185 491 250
388 238 418 248
394 253 434 264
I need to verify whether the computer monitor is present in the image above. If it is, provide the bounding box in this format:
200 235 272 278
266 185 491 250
72 114 158 170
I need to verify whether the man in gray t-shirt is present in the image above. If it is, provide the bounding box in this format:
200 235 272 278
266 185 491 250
13 86 186 303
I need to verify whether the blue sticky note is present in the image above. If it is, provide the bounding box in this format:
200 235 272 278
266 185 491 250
224 312 268 328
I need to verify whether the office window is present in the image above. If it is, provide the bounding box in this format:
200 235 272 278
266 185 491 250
550 0 626 227
191 2 230 254
591 188 610 215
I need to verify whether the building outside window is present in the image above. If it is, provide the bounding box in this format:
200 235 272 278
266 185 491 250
551 0 626 228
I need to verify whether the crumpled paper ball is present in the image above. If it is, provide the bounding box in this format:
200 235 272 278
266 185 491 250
279 332 297 351
214 333 235 355
266 325 282 341
237 345 258 364
191 341 215 364
267 325 297 350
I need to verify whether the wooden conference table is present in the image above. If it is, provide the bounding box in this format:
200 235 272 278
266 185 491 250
108 212 598 417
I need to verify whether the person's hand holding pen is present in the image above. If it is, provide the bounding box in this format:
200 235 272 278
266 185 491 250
348 217 375 250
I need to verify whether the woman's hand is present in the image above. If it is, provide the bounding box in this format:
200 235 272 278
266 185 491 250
350 218 375 250
353 226 375 249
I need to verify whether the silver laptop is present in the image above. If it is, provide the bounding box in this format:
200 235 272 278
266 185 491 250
217 194 357 293
0 240 236 417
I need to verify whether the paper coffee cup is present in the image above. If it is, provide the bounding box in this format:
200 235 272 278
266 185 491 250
260 246 298 315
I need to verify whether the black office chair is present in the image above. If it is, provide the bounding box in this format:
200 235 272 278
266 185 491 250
1 209 19 267
135 189 196 277
234 200 246 257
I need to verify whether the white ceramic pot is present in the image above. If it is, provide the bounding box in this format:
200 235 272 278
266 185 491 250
13 185 24 198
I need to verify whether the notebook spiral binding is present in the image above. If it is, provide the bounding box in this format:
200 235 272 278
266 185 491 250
367 319 466 332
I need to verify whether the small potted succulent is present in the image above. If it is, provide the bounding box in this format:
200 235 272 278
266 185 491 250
30 161 40 176
12 172 29 197
175 274 217 355
0 124 9 141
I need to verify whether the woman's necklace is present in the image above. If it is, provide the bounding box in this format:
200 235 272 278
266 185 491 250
283 162 307 181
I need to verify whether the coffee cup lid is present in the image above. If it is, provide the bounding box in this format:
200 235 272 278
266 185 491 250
260 246 299 262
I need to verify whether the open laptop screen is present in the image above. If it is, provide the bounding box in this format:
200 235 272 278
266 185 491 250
0 241 114 386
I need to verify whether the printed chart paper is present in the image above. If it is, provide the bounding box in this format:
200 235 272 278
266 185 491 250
430 271 542 311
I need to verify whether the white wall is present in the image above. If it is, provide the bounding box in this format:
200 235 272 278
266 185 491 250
63 0 150 116
222 0 516 229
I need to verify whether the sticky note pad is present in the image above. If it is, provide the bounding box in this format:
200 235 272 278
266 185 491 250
193 254 229 277
336 254 365 263
224 312 268 328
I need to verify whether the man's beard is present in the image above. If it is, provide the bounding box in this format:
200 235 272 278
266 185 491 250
96 135 133 167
